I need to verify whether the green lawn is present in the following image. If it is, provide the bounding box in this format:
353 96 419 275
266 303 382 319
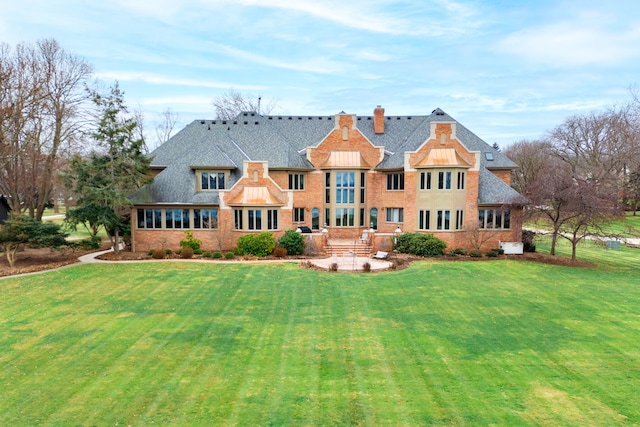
527 211 640 238
1 244 639 425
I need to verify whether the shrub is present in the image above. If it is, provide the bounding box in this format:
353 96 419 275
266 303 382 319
224 252 235 259
362 262 371 272
203 251 212 258
449 248 467 256
165 249 172 255
180 247 194 259
147 249 154 256
485 249 499 257
151 249 166 259
213 251 223 259
393 233 413 254
236 232 276 257
329 262 339 271
179 230 202 251
522 230 536 252
469 250 483 258
193 248 203 255
273 246 287 258
394 232 446 257
70 238 100 250
278 229 305 256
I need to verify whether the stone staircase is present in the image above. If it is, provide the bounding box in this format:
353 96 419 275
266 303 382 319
326 239 372 256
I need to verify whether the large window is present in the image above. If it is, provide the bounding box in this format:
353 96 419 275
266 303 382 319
293 207 305 223
137 208 162 229
438 171 452 190
456 210 464 230
193 209 218 229
267 209 278 230
369 208 378 230
386 207 404 223
289 173 305 190
386 172 404 190
311 208 320 230
437 210 450 230
335 171 355 204
166 208 190 229
478 208 511 229
248 209 262 230
234 209 243 230
457 172 465 190
418 210 430 230
234 208 280 231
200 172 225 190
335 208 355 227
137 208 219 230
420 172 432 190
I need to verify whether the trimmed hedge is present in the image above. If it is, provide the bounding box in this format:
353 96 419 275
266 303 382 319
394 232 447 257
236 232 277 257
278 229 305 255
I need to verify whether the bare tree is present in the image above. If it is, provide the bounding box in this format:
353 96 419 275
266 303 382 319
527 157 622 259
0 39 92 220
504 139 553 195
212 89 277 119
154 108 178 149
548 106 637 194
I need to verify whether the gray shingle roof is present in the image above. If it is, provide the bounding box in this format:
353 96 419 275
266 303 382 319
132 108 520 205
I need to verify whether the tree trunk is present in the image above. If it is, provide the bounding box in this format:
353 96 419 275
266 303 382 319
113 227 120 254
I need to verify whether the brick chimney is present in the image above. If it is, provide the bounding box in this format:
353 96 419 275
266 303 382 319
374 105 385 134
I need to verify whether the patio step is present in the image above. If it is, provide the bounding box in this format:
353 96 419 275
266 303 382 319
326 239 371 256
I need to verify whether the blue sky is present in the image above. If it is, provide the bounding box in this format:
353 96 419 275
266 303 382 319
2 0 639 148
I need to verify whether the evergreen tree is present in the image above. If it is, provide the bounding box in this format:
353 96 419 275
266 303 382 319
63 83 151 253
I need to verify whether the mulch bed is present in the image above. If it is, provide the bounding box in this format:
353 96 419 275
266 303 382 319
0 246 107 278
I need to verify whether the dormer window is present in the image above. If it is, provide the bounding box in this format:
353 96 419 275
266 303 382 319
199 171 226 190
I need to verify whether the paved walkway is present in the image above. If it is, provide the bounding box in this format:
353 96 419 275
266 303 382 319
79 247 392 271
308 254 392 271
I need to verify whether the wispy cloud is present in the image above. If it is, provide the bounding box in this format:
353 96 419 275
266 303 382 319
498 11 640 67
94 71 264 91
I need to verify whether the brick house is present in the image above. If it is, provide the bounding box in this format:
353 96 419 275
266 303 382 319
130 107 524 254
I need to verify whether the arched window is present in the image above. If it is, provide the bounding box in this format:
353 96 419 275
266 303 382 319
311 207 320 230
369 207 378 230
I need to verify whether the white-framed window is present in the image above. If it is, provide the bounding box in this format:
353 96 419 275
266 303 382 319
200 171 225 190
386 207 404 223
293 207 305 223
418 210 430 230
478 208 511 229
194 209 218 229
386 172 404 190
289 173 305 190
437 210 450 230
420 172 432 190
